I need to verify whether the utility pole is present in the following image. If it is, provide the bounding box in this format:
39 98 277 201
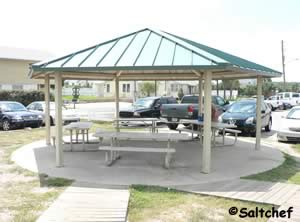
281 40 286 91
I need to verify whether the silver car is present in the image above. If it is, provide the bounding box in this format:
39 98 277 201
277 106 300 142
27 101 80 125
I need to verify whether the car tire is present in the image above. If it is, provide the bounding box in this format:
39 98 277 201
265 119 272 132
250 131 256 137
167 123 178 130
183 123 190 127
2 119 11 131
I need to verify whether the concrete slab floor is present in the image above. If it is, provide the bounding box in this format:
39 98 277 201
12 137 284 186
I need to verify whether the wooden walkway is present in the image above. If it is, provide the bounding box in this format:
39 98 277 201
172 179 300 221
37 185 130 222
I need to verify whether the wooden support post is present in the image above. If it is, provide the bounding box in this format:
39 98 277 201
55 73 63 167
202 71 212 173
256 76 263 150
115 74 120 132
45 75 51 145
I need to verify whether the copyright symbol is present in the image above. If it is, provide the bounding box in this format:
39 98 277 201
229 207 238 215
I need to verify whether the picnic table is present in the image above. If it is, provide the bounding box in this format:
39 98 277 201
113 118 160 133
64 121 93 151
178 120 240 146
93 130 190 168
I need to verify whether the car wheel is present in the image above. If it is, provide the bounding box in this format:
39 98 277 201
265 119 272 132
2 119 11 131
183 123 190 127
167 123 178 130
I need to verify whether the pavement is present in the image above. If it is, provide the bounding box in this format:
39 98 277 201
12 135 283 186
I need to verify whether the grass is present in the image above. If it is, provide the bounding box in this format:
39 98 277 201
293 143 300 153
62 95 132 103
0 121 116 221
242 153 300 184
0 127 74 221
128 185 273 222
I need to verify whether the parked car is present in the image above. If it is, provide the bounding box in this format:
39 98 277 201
277 92 300 107
277 106 300 142
218 99 272 136
27 101 80 125
160 95 229 129
119 96 177 118
0 101 43 131
265 95 284 111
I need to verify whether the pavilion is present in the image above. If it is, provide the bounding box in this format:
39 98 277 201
29 28 281 173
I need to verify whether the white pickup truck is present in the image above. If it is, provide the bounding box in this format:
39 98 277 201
264 95 284 111
277 92 300 107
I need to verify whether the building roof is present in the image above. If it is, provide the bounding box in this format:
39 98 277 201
0 46 53 62
30 28 281 81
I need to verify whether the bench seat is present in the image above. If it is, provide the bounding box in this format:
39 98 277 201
99 146 176 168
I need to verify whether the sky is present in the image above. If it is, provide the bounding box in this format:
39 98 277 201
1 0 299 82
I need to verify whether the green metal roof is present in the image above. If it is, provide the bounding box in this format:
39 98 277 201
31 28 281 78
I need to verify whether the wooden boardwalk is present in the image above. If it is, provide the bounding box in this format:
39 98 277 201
37 185 129 222
172 179 300 221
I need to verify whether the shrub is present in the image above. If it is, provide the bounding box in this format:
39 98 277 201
0 90 54 106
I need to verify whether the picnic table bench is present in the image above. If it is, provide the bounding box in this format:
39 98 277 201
93 130 189 168
177 120 241 146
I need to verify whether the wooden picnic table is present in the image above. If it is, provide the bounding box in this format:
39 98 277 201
93 130 190 168
178 120 239 146
113 118 160 133
64 121 93 151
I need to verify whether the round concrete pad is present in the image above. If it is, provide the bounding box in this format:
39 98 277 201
12 138 284 186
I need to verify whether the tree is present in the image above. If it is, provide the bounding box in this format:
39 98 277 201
178 88 184 100
139 82 155 97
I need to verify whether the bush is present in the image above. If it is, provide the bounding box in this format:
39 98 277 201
0 90 54 106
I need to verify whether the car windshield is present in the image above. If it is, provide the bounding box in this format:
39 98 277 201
133 98 154 108
227 102 256 113
287 109 300 119
0 103 27 112
181 96 198 104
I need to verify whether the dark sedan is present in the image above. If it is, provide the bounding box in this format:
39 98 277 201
218 100 272 136
119 96 177 118
0 101 43 131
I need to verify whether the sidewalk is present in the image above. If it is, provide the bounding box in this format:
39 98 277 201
172 179 300 221
37 182 130 222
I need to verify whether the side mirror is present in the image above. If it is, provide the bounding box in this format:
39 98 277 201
38 108 44 111
261 110 266 114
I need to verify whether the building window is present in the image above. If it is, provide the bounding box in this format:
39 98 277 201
106 84 110 93
127 84 130 92
122 84 126 93
12 84 23 90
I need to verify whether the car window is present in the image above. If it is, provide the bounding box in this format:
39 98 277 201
36 103 43 111
216 96 225 106
154 99 161 107
0 102 27 112
284 93 290 98
27 103 35 110
287 109 300 119
160 98 167 104
292 93 299 98
167 98 177 104
227 102 256 113
181 96 198 104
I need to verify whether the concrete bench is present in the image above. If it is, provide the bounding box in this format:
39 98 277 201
176 128 202 139
99 146 176 169
221 128 242 146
